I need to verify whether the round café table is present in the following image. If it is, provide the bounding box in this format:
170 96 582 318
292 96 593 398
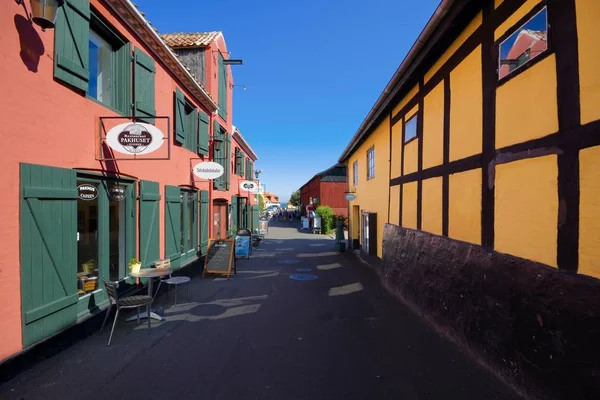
127 267 172 322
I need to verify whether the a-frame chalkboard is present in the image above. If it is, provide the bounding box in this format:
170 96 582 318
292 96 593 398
203 238 236 279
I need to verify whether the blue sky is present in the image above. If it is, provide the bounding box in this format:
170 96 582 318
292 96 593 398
136 0 440 202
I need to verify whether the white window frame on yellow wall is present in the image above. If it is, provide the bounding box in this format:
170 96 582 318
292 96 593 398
405 114 418 142
367 147 375 180
353 161 358 185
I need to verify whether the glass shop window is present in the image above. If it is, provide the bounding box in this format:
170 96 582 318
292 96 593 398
498 8 548 80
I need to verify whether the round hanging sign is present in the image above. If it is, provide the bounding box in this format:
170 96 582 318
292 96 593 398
105 122 165 155
240 180 259 193
109 185 126 201
193 161 224 179
77 184 98 201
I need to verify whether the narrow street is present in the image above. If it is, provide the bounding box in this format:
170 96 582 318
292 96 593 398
0 220 520 400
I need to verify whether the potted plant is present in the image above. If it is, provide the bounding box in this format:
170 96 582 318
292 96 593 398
129 258 142 274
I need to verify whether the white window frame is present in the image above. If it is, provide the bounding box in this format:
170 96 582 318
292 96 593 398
367 147 375 180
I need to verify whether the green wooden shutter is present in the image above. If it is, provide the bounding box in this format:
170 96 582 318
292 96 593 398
240 155 246 178
225 133 231 190
174 88 185 145
234 148 240 175
164 186 181 270
20 163 78 348
134 48 156 122
252 204 259 232
139 181 160 268
199 190 209 254
198 111 209 155
218 54 227 120
231 196 239 230
54 0 90 92
213 121 225 191
114 42 132 115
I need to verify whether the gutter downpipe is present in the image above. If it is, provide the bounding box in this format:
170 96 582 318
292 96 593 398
338 0 456 163
113 0 218 112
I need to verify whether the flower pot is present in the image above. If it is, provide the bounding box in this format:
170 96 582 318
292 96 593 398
130 262 141 274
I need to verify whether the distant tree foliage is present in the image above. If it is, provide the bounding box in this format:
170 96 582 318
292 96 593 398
289 190 300 206
315 205 335 234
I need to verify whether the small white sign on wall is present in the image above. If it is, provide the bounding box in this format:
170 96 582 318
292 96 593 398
193 162 225 179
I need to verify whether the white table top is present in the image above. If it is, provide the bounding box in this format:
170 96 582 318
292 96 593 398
130 268 172 278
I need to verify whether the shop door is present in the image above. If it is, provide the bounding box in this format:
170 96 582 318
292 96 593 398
213 201 227 239
361 213 370 254
20 163 78 348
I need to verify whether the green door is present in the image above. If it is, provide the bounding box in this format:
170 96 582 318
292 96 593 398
164 185 181 270
252 205 259 232
199 190 209 255
20 163 78 348
139 180 160 268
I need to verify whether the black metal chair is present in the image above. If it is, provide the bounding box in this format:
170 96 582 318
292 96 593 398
100 278 154 346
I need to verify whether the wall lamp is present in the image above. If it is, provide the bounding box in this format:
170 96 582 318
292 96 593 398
344 187 356 202
223 59 243 65
17 0 64 30
212 136 223 151
254 169 263 180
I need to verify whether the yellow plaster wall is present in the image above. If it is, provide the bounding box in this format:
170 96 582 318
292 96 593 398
579 146 600 278
404 140 418 175
576 0 600 124
346 116 390 258
495 0 503 8
496 56 558 149
449 169 481 244
495 0 543 41
402 182 418 229
391 122 402 177
423 82 444 170
425 12 482 83
389 185 400 226
393 85 419 117
449 46 483 161
422 177 443 235
495 156 558 267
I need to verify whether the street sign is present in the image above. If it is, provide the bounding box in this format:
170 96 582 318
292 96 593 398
240 180 259 193
105 122 165 155
235 235 251 259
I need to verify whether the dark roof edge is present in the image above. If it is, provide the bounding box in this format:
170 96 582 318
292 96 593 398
338 0 456 163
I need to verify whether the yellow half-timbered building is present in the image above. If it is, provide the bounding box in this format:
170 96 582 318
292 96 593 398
339 1 600 398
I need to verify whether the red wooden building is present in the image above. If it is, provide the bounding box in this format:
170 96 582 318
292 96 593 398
299 164 348 217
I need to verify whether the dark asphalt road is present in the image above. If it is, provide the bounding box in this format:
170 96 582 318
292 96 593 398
0 220 521 400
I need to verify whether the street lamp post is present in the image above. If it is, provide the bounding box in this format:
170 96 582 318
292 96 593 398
254 169 263 211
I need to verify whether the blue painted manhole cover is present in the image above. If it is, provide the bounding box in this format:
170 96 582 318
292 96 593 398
289 274 319 281
278 260 300 264
296 268 312 272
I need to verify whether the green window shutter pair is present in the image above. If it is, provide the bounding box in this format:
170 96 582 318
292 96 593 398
234 148 240 176
20 163 78 348
54 0 91 92
54 0 150 118
218 54 227 120
174 88 186 145
139 181 160 268
197 111 209 155
134 48 156 122
164 185 181 270
199 190 209 254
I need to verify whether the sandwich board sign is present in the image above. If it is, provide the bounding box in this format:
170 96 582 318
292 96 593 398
203 238 236 279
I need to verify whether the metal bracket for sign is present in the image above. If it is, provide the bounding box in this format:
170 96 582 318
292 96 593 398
97 116 171 161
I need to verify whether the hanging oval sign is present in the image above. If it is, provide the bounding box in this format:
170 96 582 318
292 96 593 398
105 122 165 155
77 184 98 201
193 161 224 179
240 180 259 193
109 185 126 201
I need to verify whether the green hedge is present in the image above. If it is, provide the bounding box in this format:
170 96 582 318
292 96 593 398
316 205 335 234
